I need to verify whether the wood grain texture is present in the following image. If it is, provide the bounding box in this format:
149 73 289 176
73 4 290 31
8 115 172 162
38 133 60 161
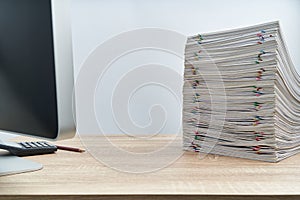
0 135 299 199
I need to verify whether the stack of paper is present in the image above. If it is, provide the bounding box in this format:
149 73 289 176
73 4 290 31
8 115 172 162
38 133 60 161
183 21 300 162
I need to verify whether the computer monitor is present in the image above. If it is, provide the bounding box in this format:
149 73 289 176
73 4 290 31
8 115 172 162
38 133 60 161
0 0 75 175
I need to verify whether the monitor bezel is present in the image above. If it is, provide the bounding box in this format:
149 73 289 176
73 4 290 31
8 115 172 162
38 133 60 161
0 0 75 141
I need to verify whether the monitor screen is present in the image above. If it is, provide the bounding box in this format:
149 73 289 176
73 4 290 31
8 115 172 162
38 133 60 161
0 0 58 138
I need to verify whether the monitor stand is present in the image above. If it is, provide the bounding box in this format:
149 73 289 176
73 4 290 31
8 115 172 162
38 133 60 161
0 151 43 176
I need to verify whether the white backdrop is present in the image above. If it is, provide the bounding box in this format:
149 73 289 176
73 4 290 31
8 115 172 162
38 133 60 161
71 0 300 135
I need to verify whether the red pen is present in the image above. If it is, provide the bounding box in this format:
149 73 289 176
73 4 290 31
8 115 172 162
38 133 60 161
55 145 85 153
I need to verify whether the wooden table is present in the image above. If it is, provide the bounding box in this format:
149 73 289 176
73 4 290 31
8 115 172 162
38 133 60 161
0 135 299 200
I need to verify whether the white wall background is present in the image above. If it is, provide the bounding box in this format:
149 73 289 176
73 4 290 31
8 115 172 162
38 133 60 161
71 0 300 135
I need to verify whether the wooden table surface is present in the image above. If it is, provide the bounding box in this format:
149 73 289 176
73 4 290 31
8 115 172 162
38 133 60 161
0 135 299 200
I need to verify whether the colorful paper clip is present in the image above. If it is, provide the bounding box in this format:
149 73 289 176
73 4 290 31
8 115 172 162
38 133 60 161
190 142 201 152
191 66 197 75
193 93 201 103
256 30 266 44
254 132 264 141
192 80 200 89
252 146 261 154
254 102 263 110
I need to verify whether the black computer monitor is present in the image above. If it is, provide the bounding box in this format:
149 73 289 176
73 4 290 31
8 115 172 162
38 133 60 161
0 0 75 175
